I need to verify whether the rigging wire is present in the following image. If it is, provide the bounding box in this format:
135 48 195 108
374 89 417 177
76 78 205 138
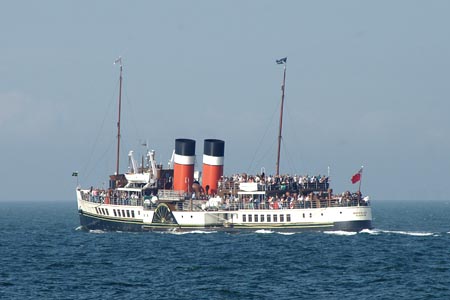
84 138 116 183
280 137 297 175
246 99 279 173
282 97 303 173
80 78 118 181
81 64 146 184
122 81 144 151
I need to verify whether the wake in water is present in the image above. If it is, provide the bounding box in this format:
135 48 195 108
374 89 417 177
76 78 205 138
361 228 438 237
379 229 436 237
76 227 445 236
324 230 357 236
89 229 106 234
161 230 218 235
254 229 274 234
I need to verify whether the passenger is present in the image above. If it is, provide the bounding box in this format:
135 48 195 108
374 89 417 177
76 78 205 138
254 197 260 209
273 200 279 210
289 199 295 209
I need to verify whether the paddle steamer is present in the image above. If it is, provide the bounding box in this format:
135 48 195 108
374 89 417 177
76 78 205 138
76 57 372 232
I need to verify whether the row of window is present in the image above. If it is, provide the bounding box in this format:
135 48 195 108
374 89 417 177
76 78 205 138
242 214 292 223
241 212 319 223
95 207 139 219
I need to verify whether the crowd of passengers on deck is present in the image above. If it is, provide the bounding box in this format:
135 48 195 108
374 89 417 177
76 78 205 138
218 173 329 190
81 187 143 205
81 170 367 209
212 190 368 210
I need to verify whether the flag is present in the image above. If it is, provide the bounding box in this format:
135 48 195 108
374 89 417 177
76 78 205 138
72 172 78 177
276 57 287 64
114 56 122 65
351 167 363 184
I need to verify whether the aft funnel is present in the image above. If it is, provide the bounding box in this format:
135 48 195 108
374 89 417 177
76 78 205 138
202 139 225 195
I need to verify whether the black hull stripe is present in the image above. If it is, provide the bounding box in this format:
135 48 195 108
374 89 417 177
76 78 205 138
80 211 144 225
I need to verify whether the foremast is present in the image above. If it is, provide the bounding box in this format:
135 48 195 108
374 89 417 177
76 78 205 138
114 57 123 176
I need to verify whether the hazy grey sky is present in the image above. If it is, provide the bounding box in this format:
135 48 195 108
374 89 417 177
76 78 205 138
1 1 449 201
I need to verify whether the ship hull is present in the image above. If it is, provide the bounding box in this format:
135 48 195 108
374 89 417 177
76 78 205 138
78 209 372 233
77 190 372 233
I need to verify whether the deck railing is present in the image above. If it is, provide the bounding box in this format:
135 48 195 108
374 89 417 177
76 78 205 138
218 180 330 193
80 190 369 211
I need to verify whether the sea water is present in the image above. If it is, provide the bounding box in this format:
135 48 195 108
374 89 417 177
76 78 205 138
0 200 449 299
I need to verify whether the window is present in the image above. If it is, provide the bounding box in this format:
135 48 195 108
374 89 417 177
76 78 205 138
254 214 258 222
309 213 312 218
126 210 130 218
267 214 271 222
117 210 121 217
273 215 278 222
287 214 291 222
105 208 109 215
131 210 135 218
248 214 253 222
303 213 305 218
113 209 117 216
95 207 99 214
260 215 265 222
243 214 246 222
122 210 126 217
101 208 105 215
280 214 284 222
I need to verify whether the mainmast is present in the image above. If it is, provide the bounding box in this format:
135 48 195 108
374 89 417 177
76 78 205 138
275 57 287 176
114 57 123 175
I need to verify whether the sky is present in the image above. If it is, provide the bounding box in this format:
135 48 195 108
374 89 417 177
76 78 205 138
1 1 449 202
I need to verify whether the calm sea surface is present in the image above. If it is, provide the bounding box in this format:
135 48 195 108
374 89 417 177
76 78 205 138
0 200 449 299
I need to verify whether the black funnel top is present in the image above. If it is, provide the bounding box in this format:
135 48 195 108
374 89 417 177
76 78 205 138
204 139 225 157
175 139 196 156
